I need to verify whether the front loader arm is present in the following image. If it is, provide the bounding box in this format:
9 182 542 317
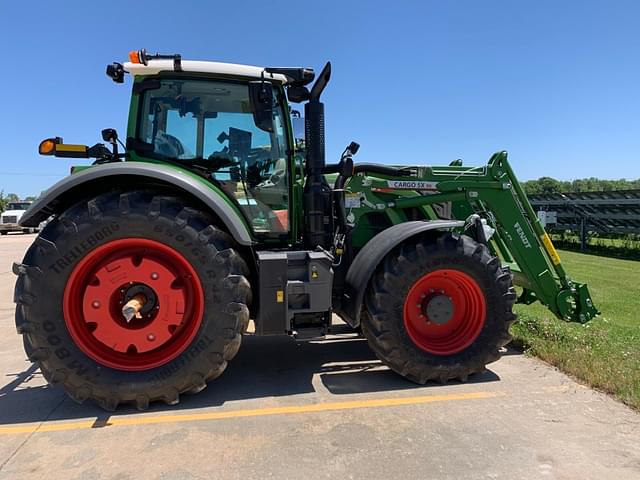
347 151 598 323
434 152 598 322
444 152 597 322
480 153 598 322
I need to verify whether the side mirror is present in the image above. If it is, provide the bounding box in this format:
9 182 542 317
248 81 274 133
101 128 118 143
106 62 125 83
287 85 310 103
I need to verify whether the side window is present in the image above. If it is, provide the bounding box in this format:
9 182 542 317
138 79 291 235
203 111 289 234
291 114 305 180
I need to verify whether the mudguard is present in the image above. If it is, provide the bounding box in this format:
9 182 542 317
19 162 254 245
336 220 465 327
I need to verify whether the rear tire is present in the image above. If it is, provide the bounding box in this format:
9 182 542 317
14 190 251 410
362 233 516 384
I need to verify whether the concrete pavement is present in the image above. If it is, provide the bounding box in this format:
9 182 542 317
1 233 638 479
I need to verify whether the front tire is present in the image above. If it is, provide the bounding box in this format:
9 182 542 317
362 233 516 384
14 190 251 410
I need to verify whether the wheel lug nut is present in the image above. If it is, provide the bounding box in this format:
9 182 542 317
147 334 155 341
151 272 159 280
92 300 100 309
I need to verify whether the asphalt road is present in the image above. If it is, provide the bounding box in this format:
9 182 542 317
0 233 638 480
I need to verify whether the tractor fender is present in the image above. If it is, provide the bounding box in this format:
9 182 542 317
337 220 465 327
19 162 254 245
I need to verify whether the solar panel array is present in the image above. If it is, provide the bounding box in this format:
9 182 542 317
528 189 640 235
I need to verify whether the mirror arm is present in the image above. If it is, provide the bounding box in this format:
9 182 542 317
88 143 117 163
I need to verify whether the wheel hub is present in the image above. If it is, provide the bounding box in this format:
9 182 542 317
424 294 454 325
63 238 204 371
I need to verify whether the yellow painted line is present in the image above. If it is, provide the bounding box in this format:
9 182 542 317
0 390 501 436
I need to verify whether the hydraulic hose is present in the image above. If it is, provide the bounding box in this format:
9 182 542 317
324 163 412 178
352 163 412 177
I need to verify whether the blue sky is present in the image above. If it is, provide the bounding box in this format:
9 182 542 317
1 0 638 197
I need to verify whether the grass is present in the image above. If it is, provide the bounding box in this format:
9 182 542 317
549 233 640 261
550 234 640 250
510 250 640 409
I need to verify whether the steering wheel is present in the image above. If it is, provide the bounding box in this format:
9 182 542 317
154 131 185 158
256 169 285 189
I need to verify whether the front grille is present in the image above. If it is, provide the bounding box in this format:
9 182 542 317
2 215 18 224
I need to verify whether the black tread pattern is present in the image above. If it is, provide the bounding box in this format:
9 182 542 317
14 190 251 411
362 233 517 384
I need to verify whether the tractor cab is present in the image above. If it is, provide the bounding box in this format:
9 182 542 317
119 51 320 240
129 75 292 234
40 50 321 243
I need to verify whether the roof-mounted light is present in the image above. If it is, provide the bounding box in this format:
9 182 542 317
128 49 148 65
127 48 182 72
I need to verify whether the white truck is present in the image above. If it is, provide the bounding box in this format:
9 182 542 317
0 202 36 235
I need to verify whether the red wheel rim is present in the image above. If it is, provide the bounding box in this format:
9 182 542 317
63 238 204 371
403 269 486 355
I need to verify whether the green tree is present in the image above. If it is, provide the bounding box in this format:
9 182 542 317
525 177 640 195
537 177 563 194
6 193 19 202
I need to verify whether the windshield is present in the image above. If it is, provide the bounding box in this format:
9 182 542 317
7 202 30 211
137 78 291 235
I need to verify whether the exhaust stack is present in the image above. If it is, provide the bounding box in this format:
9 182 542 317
303 62 333 250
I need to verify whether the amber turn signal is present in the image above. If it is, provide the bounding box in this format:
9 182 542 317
38 138 58 155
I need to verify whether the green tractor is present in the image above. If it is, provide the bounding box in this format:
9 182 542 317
14 49 598 411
